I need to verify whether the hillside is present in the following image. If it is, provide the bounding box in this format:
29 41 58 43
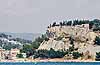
0 32 41 41
37 19 100 60
14 19 100 61
0 33 34 50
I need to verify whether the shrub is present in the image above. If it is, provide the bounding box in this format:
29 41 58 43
34 48 68 59
72 52 83 59
96 52 100 61
68 45 74 52
16 54 23 58
94 36 100 45
69 36 74 45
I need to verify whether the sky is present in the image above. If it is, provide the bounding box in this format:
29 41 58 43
0 0 100 33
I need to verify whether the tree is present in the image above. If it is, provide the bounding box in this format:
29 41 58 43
48 49 68 58
94 36 100 45
34 48 67 59
3 43 21 50
19 34 49 57
96 52 100 61
62 21 67 26
69 36 74 45
67 21 72 26
16 54 23 58
73 20 78 26
20 44 32 53
0 33 9 39
72 52 83 59
20 44 35 57
60 22 63 26
52 22 57 27
32 34 49 49
69 46 74 52
93 19 100 23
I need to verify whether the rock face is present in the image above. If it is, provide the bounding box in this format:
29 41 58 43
38 39 71 51
38 24 100 57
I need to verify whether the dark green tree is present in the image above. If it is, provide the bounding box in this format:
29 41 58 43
94 36 100 45
72 52 83 59
96 52 100 61
16 54 23 58
67 21 72 26
52 22 57 27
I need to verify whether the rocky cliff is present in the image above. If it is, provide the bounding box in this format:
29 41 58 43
38 24 100 58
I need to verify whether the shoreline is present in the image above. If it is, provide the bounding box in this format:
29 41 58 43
0 58 100 63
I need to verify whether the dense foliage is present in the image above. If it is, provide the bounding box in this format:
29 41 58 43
0 33 32 50
32 34 49 49
34 48 68 59
9 38 32 44
16 54 23 58
0 33 10 39
20 34 49 57
94 36 100 45
3 19 100 59
20 44 35 57
72 52 83 59
96 52 100 61
3 44 21 50
69 36 74 45
50 19 100 31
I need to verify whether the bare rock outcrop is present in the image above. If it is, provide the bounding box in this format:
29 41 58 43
38 39 71 51
38 24 100 58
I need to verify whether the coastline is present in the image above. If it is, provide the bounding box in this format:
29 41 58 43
0 58 100 63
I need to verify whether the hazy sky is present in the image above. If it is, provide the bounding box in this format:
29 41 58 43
0 0 100 33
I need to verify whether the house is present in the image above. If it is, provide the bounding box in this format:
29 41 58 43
10 48 20 59
0 48 5 60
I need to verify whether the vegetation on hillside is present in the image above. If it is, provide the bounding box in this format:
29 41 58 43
1 19 100 60
20 19 100 59
20 34 49 57
49 19 100 31
16 54 24 58
0 33 32 50
96 52 100 61
94 36 100 45
33 48 68 59
32 34 49 49
72 52 83 59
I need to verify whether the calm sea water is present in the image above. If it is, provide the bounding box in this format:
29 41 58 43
0 62 100 65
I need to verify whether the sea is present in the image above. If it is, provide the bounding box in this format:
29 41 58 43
0 62 100 65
